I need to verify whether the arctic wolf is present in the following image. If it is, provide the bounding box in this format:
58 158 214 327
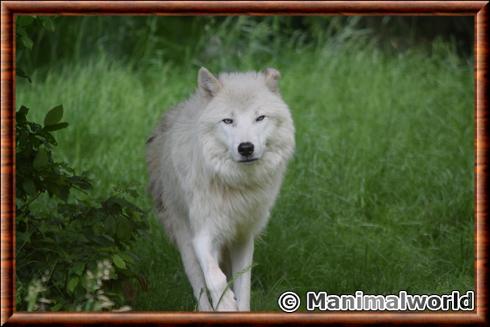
146 67 295 311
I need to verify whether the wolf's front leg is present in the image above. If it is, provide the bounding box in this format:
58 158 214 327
230 237 254 311
192 232 238 311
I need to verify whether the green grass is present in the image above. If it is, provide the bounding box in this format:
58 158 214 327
17 34 474 311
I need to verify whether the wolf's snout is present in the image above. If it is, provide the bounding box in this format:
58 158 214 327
238 142 254 157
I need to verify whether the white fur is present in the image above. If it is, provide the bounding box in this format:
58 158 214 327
146 67 295 311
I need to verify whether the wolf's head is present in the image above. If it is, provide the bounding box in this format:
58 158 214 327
196 67 295 184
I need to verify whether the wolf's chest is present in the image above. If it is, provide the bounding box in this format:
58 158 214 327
214 185 267 217
205 184 272 238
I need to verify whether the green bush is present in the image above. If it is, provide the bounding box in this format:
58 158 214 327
16 105 149 311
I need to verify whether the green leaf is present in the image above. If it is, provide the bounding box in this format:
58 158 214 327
119 253 135 265
43 122 68 132
22 180 36 195
16 106 29 122
42 132 57 145
33 147 49 170
72 262 85 276
112 254 126 269
69 176 92 190
67 276 79 293
43 105 64 127
50 302 63 312
53 185 70 202
104 216 116 234
116 220 131 241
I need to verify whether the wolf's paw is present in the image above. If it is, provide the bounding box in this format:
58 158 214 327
214 289 239 311
197 298 213 311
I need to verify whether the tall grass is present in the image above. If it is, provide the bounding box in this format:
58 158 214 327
16 17 474 311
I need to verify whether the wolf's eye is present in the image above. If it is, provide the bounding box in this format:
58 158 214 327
256 115 266 122
222 118 233 124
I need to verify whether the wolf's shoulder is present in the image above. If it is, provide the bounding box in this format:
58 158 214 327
151 93 203 136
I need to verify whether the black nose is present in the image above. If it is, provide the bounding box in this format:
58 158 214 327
238 142 254 157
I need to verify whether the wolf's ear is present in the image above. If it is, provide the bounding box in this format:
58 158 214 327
198 67 222 98
263 67 281 93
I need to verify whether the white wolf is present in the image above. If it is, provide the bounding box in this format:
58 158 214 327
146 67 295 311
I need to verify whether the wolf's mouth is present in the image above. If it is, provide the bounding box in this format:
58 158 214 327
238 158 259 163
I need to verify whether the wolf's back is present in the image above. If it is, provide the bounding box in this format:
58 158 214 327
145 94 204 242
146 108 174 216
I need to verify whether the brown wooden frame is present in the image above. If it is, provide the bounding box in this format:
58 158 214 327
1 1 487 325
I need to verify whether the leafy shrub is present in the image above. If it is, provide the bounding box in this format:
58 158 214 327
16 106 149 311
